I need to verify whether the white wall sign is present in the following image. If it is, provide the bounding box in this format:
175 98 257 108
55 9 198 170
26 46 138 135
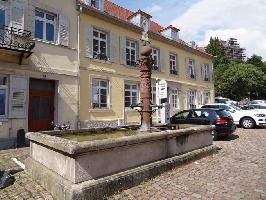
158 80 167 99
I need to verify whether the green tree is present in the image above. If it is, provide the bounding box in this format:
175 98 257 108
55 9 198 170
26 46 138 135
205 37 229 67
246 54 266 73
216 63 266 100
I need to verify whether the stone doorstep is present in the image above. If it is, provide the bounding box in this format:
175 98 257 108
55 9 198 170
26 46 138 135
25 145 219 200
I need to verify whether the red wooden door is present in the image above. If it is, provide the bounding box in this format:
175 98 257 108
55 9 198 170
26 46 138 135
28 79 55 132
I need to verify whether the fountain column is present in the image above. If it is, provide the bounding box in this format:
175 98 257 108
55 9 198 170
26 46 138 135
139 45 153 131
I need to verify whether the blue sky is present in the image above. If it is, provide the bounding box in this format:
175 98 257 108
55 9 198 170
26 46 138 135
111 0 266 59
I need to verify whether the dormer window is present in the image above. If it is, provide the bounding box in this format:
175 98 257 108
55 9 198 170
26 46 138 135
84 0 104 11
160 25 180 41
127 10 152 31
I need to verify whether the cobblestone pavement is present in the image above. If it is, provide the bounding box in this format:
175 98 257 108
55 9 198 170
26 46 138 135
109 128 266 200
0 128 265 200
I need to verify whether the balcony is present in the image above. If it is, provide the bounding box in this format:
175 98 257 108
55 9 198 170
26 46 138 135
0 25 35 64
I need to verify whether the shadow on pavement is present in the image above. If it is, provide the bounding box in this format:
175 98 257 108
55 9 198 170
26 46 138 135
216 134 239 141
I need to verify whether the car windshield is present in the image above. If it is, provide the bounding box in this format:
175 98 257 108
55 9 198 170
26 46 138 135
217 110 231 118
230 105 241 111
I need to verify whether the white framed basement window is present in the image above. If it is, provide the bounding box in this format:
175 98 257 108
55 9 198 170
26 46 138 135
171 89 180 110
188 90 196 109
35 9 57 43
0 75 8 117
203 91 211 105
91 78 109 109
124 82 139 108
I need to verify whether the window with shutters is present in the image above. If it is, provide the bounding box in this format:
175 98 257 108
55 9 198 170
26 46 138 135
92 78 109 109
152 48 160 71
93 29 108 61
35 10 56 42
188 58 196 79
169 54 178 75
171 89 180 109
203 64 210 81
188 90 196 109
0 75 8 117
124 83 139 108
126 39 137 67
203 92 210 105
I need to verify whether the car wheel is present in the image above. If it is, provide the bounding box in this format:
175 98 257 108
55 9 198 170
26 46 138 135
241 117 255 129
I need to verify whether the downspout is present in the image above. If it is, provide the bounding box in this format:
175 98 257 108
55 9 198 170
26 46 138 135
76 4 82 129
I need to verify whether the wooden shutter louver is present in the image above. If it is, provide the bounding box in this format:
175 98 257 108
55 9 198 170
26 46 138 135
58 14 69 46
120 36 126 65
109 32 116 63
10 0 24 30
9 75 27 118
84 24 93 58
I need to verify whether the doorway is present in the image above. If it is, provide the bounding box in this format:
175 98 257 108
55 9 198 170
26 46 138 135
28 78 55 132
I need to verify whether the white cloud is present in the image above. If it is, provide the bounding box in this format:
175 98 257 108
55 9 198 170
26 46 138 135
144 4 162 14
171 0 266 59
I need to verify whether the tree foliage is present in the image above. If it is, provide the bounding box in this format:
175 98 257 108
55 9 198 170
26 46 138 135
215 63 266 101
205 38 266 100
205 37 229 67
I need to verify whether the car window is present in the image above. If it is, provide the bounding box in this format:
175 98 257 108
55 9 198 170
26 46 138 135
174 111 190 119
217 110 232 118
191 110 209 118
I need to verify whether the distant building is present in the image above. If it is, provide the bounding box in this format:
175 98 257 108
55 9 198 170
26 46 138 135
220 38 246 61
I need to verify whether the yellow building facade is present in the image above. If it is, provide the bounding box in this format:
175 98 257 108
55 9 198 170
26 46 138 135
78 0 215 128
0 0 79 149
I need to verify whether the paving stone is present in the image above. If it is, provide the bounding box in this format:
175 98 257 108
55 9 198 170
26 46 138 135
0 128 266 200
109 128 266 200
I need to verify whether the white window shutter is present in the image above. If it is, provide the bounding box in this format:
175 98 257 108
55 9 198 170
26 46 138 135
58 14 69 46
9 75 27 118
210 64 214 82
27 0 35 35
159 48 164 72
84 24 93 58
120 36 126 65
109 32 116 63
185 58 190 79
137 40 142 61
10 0 24 30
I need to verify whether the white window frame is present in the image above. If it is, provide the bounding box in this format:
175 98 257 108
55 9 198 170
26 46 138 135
0 75 8 117
124 82 139 109
152 48 160 71
91 78 110 109
188 59 196 79
203 91 211 105
169 54 178 75
35 9 57 42
171 89 180 110
203 64 210 81
126 39 137 67
93 29 108 60
188 90 196 109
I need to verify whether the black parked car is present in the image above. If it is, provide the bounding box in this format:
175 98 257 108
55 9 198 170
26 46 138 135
170 108 236 139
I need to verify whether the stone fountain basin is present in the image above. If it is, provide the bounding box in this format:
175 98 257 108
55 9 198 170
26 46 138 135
26 125 212 184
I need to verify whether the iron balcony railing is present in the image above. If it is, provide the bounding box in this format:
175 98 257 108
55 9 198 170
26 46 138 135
0 25 35 53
